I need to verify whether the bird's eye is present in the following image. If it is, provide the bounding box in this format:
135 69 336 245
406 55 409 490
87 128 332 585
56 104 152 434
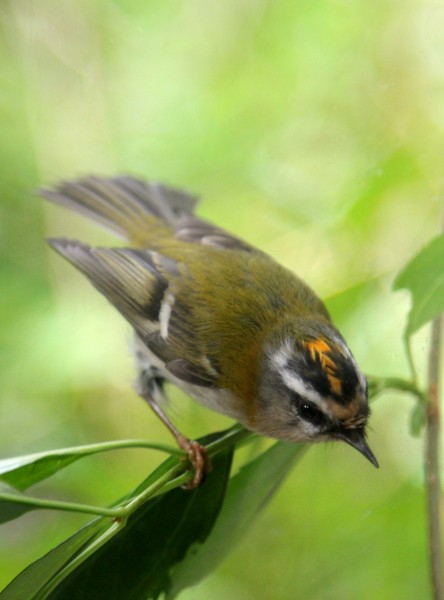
299 401 325 426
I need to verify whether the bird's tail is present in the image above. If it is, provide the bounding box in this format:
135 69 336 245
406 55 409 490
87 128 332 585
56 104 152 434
39 175 199 244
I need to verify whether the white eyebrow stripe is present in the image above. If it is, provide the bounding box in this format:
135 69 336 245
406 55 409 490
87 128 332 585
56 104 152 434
333 334 367 391
357 368 366 392
271 343 332 413
280 370 326 408
271 342 293 369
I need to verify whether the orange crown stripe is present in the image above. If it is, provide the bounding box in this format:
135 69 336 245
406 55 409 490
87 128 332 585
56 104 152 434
303 338 343 395
305 339 331 355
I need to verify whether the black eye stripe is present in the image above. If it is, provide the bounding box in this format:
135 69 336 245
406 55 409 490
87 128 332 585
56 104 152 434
287 357 331 398
290 393 326 427
299 403 325 426
288 349 362 405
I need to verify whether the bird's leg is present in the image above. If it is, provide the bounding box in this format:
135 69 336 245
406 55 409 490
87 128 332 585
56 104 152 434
140 390 211 489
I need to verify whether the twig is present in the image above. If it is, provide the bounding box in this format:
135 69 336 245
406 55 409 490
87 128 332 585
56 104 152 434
425 313 443 600
366 375 427 404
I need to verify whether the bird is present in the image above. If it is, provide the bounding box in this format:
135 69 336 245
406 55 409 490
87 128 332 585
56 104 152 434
40 175 378 486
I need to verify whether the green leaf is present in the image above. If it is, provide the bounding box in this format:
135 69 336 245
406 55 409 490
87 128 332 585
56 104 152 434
0 518 110 600
168 441 307 599
0 483 37 524
50 449 233 600
393 233 444 336
1 446 233 600
0 440 181 491
0 451 83 492
410 402 426 437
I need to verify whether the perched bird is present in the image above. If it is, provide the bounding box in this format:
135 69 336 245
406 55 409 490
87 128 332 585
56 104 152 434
40 176 378 486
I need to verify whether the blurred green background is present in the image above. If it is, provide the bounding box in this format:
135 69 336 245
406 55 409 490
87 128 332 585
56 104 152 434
0 0 443 598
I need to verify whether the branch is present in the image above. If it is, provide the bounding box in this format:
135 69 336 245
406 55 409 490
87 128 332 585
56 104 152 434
425 313 443 600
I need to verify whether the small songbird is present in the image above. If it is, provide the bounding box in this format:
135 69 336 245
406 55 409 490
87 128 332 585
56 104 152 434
40 176 378 485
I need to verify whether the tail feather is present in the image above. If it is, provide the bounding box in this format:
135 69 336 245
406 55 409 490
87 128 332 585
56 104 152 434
40 175 199 242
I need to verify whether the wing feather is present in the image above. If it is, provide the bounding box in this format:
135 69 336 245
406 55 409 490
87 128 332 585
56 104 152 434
48 239 168 338
49 238 219 387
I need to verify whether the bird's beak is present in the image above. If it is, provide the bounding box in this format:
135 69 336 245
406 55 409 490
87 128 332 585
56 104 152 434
333 429 379 468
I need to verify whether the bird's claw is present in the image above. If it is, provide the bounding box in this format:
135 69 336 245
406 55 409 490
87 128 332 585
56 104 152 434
177 436 211 489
